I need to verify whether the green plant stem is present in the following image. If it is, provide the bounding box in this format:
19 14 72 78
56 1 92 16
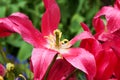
44 54 58 80
66 69 78 80
0 46 8 63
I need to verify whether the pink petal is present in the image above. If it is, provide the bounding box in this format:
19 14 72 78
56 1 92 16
70 31 94 46
41 0 60 36
63 48 96 80
47 59 75 80
11 12 29 19
31 47 57 80
0 12 46 47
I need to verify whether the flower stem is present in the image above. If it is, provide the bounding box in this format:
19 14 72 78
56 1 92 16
0 46 8 63
44 54 58 80
66 69 78 80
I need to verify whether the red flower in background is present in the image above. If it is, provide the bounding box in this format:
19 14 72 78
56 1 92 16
0 0 96 80
80 0 120 79
0 64 6 77
92 0 120 79
80 22 118 80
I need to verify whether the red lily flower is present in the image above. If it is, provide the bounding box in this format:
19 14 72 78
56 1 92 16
0 0 96 79
80 23 118 80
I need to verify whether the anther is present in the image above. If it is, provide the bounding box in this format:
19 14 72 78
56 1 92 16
61 39 69 44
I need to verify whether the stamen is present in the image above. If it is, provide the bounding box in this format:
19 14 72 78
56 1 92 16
57 54 63 59
16 74 26 80
54 29 62 48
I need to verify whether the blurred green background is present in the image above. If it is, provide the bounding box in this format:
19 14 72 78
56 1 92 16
0 0 114 79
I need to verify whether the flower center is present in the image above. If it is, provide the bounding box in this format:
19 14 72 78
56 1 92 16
45 29 70 52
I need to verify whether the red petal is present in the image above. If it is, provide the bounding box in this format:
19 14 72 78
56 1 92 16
80 23 91 32
114 60 120 80
108 30 120 59
95 49 117 80
0 12 46 47
92 18 105 33
63 48 96 80
80 38 102 56
41 0 60 36
47 59 75 80
0 18 15 37
0 64 6 77
31 47 57 80
43 0 55 9
114 0 120 10
70 31 94 46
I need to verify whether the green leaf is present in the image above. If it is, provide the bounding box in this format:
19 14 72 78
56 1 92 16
0 53 4 63
77 71 86 80
10 4 19 12
73 41 81 47
0 6 6 17
17 42 33 62
25 67 33 80
70 14 84 34
18 1 26 8
6 34 23 47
